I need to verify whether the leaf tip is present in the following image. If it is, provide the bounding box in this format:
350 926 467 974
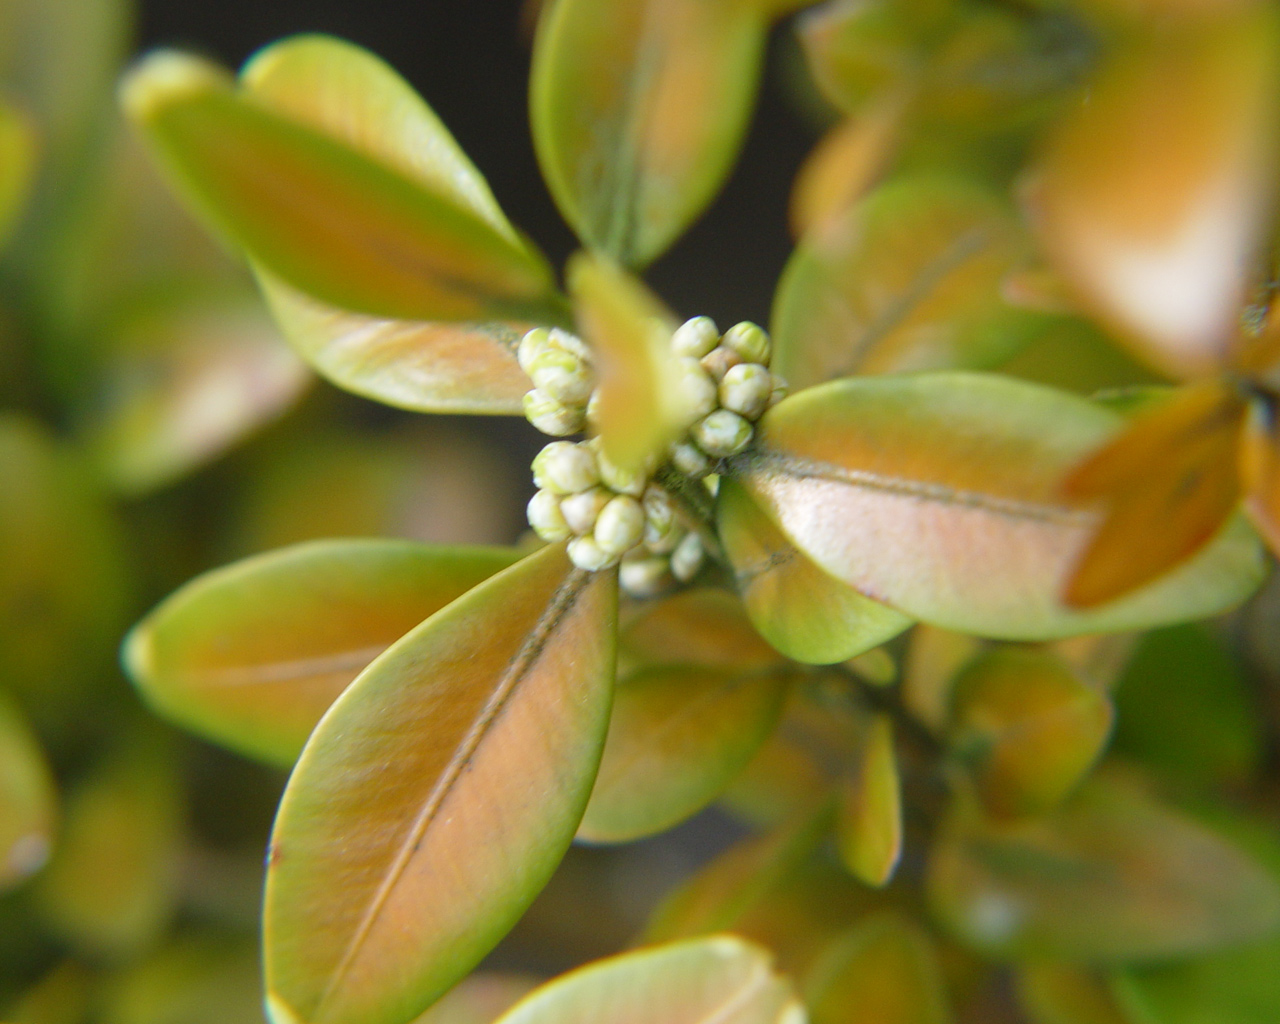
265 991 304 1024
119 50 230 126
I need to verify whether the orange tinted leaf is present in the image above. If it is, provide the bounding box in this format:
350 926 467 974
1240 398 1280 553
798 0 929 113
620 586 780 672
413 975 538 1024
264 544 616 1024
836 715 903 887
902 626 983 735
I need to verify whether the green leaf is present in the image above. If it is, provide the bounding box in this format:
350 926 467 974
1113 934 1280 1024
0 692 56 890
578 663 791 843
493 936 803 1024
771 175 1048 392
5 960 95 1024
531 0 767 266
619 586 780 674
835 715 902 888
124 540 521 768
718 477 910 664
121 51 564 328
99 935 265 1024
926 769 1280 962
264 543 617 1024
804 912 953 1024
0 98 37 249
732 372 1265 640
1016 964 1133 1024
949 645 1113 819
241 35 542 414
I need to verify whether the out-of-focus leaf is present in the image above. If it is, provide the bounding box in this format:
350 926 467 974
241 35 537 413
531 0 767 267
124 540 521 768
6 960 94 1024
772 177 1048 392
88 297 309 495
1112 624 1262 787
926 770 1280 961
412 975 539 1024
492 936 803 1024
99 935 264 1024
121 52 563 327
264 543 616 1024
805 912 953 1024
1240 398 1280 553
1016 964 1133 1024
568 253 679 473
0 692 55 889
733 372 1265 639
35 738 184 959
998 319 1158 398
1061 382 1247 607
950 646 1113 818
0 98 37 248
620 586 779 674
1026 12 1280 379
835 715 902 887
902 626 982 735
718 478 911 665
578 663 790 843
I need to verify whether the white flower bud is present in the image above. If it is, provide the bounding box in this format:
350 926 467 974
561 486 612 535
620 555 673 598
675 357 719 423
768 375 789 408
670 441 711 478
527 489 572 542
671 532 705 582
524 389 585 436
692 409 753 457
545 327 592 363
701 345 743 382
530 347 594 406
722 321 771 364
597 449 648 497
531 441 599 494
719 363 773 420
517 327 552 376
642 485 674 533
594 494 645 556
569 535 617 571
646 518 685 554
585 387 602 426
671 316 720 358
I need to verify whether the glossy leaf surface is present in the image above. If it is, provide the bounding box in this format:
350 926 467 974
122 52 562 327
733 372 1265 639
620 586 779 674
836 715 902 887
0 693 56 889
578 663 790 843
264 543 617 1024
125 540 521 767
492 936 804 1024
531 0 766 266
927 771 1280 961
772 176 1045 391
719 478 910 664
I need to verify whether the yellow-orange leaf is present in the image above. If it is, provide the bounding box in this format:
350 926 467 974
836 715 903 887
620 586 780 673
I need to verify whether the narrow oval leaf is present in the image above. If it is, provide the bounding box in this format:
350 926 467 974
718 477 911 664
531 0 767 266
124 539 521 767
620 587 780 673
0 693 56 889
805 913 953 1024
772 175 1048 391
1016 964 1133 1024
264 543 617 1024
493 936 803 1024
926 770 1280 961
0 99 38 248
121 52 563 327
578 663 790 843
950 646 1113 819
836 715 902 887
732 372 1265 639
1025 12 1280 378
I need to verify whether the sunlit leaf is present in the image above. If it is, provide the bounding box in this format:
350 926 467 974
950 646 1113 818
732 372 1265 639
492 936 804 1024
412 975 538 1024
121 51 563 327
0 99 37 248
772 176 1048 391
124 540 521 767
1025 11 1280 379
1016 964 1132 1024
99 935 265 1024
620 586 780 674
531 0 767 266
926 769 1280 961
578 663 791 843
804 912 952 1024
264 543 616 1024
718 477 910 665
0 692 56 889
835 715 902 887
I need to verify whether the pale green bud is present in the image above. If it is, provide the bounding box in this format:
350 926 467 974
722 321 771 364
568 535 617 571
671 532 705 582
670 441 711 478
769 375 789 408
642 485 674 533
530 347 594 406
527 489 572 542
672 316 720 358
585 387 602 426
594 494 645 556
561 486 612 535
693 409 753 457
701 345 743 383
546 327 592 362
675 357 718 423
646 518 685 555
524 389 585 436
597 449 648 497
719 363 773 420
532 441 599 494
517 327 552 375
620 555 672 598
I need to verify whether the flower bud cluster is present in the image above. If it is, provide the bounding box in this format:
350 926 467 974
519 327 595 436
